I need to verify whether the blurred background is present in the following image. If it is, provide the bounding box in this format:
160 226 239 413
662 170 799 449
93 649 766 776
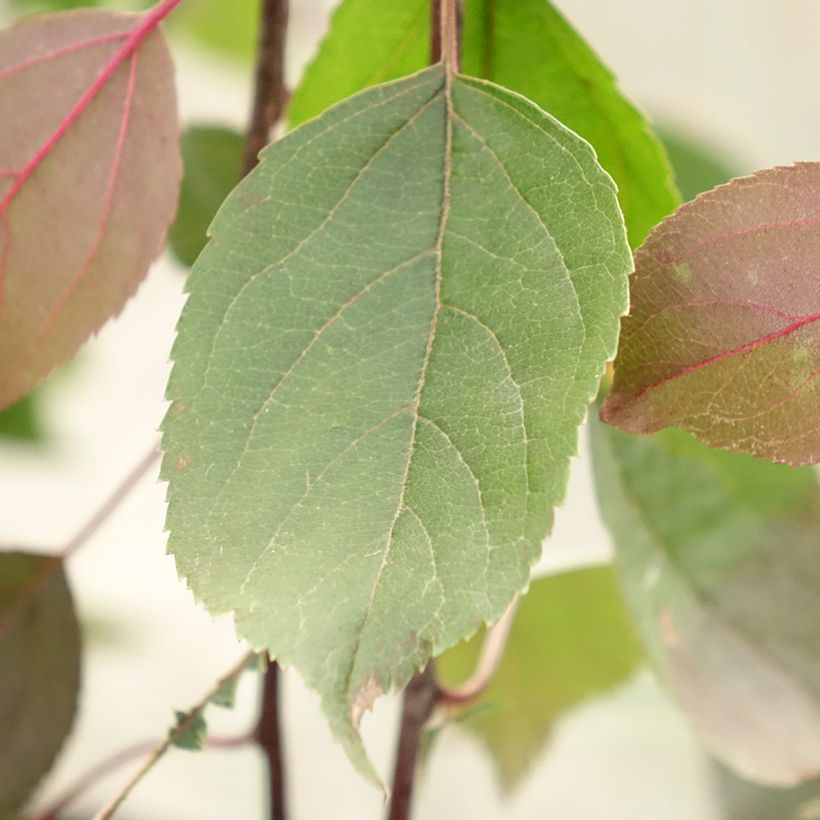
1 0 818 817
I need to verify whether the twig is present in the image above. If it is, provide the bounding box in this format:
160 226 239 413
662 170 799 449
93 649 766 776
386 664 439 820
92 651 256 819
30 733 251 820
241 0 290 176
240 3 291 818
62 445 160 560
255 656 286 820
436 600 517 705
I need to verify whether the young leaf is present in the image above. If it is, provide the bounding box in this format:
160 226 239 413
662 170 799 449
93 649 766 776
0 6 181 409
436 567 643 790
0 551 81 814
286 1 430 129
162 65 631 779
168 126 243 268
601 163 820 465
287 0 677 247
460 0 678 247
0 394 41 442
170 710 207 751
590 417 820 786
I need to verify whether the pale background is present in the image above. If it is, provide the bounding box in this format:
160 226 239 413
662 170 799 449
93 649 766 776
1 1 816 817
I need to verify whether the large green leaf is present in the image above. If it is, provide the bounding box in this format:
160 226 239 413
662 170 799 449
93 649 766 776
437 567 643 790
287 0 677 246
589 418 820 785
162 64 630 778
0 394 40 441
0 551 81 814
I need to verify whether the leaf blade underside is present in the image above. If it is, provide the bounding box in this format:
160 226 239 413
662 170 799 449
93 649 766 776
0 8 180 408
601 162 820 465
162 65 630 779
590 417 820 785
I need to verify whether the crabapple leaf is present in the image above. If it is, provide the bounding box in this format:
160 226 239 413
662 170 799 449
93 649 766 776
0 551 81 814
590 417 820 785
162 65 630 780
437 567 643 790
287 0 677 247
0 8 181 409
601 163 820 464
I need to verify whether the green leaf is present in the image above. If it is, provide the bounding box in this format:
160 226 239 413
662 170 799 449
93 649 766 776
0 394 40 442
589 417 820 785
286 1 430 128
163 65 631 779
713 761 820 820
436 567 643 790
170 710 207 751
288 0 678 246
170 0 257 62
659 127 738 202
168 126 244 268
0 551 81 814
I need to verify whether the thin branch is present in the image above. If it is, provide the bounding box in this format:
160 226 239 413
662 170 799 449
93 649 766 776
92 651 256 820
30 734 251 820
436 600 517 705
61 444 160 560
255 656 286 820
386 664 439 820
241 0 290 176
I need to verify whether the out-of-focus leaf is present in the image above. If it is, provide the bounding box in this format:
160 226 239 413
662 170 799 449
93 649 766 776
288 0 678 247
0 394 40 441
601 162 820 465
0 551 81 814
171 0 257 62
168 126 243 268
170 710 207 751
713 761 820 820
0 8 181 409
437 567 643 790
590 417 820 785
659 128 738 202
162 64 630 780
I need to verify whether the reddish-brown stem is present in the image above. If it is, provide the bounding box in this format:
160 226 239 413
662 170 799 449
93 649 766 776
239 3 290 819
29 733 251 820
255 656 286 820
242 0 290 175
62 445 160 560
386 664 439 820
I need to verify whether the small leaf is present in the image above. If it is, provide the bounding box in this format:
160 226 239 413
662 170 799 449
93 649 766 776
590 416 820 785
659 127 738 202
286 1 430 129
0 551 81 814
170 710 207 751
436 567 643 790
0 394 41 442
168 125 243 268
0 7 181 409
163 65 631 779
461 0 678 247
601 162 820 465
287 0 678 247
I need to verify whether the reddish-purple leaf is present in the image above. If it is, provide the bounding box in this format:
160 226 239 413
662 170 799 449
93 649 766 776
602 162 820 465
0 3 181 408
